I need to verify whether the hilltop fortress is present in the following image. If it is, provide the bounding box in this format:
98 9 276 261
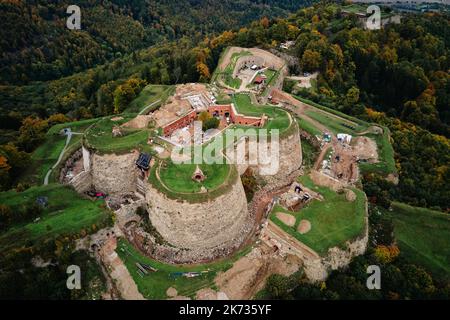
55 47 397 298
64 47 302 264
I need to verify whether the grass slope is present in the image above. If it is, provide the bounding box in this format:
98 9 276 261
387 202 450 281
0 184 112 250
125 85 174 114
18 118 99 185
270 175 366 255
116 238 251 299
83 114 150 154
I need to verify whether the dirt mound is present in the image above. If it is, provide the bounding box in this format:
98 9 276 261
111 116 124 121
121 115 151 129
276 212 296 227
352 136 378 162
297 220 311 234
346 189 356 202
196 288 218 300
215 245 300 299
166 287 178 298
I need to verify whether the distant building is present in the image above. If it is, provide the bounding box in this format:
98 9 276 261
253 76 265 85
341 4 402 29
280 41 295 50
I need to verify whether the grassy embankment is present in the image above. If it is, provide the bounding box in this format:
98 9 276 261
0 184 112 251
270 175 366 255
116 238 252 299
386 202 450 281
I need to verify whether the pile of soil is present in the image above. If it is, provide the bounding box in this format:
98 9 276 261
297 220 311 234
276 212 296 227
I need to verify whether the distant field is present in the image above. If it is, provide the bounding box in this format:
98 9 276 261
116 238 251 299
126 85 174 114
387 202 450 281
270 174 366 255
0 184 112 251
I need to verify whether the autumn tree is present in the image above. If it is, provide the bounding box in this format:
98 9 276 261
301 49 322 72
17 117 48 152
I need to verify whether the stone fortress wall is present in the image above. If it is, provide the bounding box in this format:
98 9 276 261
65 142 254 263
259 121 302 183
145 173 252 253
67 149 139 195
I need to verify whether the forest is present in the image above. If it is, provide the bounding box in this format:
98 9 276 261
0 0 314 84
0 0 448 299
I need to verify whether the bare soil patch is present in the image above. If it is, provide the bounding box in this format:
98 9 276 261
297 220 311 234
352 136 378 163
276 212 296 227
152 83 212 128
214 244 300 299
346 189 356 202
166 287 178 298
121 115 152 129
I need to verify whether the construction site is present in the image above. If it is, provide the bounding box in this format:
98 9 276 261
46 46 397 300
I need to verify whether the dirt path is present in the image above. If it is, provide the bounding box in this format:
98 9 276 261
247 169 303 239
265 220 320 259
98 237 145 300
313 142 332 170
43 131 82 185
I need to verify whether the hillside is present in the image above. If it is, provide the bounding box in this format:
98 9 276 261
0 0 314 85
0 0 448 301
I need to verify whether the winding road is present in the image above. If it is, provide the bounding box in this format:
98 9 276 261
43 130 82 185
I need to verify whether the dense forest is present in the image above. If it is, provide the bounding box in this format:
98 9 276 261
0 0 448 300
0 0 314 84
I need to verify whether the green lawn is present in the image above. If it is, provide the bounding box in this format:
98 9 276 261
158 160 230 193
359 129 396 175
116 238 251 299
387 202 450 281
297 116 322 137
270 175 366 255
304 109 364 135
232 93 291 132
125 85 174 114
0 184 112 251
84 114 150 154
18 118 100 185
